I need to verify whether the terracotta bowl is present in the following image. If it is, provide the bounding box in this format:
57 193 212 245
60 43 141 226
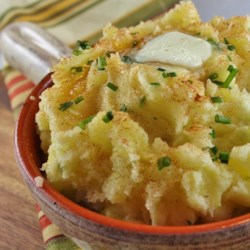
15 74 250 250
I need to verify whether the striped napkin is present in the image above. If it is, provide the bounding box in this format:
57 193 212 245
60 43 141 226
1 0 178 249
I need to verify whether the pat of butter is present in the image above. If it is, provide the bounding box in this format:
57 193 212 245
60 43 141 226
135 31 212 68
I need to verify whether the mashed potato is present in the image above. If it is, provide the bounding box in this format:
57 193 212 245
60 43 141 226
36 1 250 226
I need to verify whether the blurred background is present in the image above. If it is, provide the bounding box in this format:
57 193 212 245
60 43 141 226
193 0 250 21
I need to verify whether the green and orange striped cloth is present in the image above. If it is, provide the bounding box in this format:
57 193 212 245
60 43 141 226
1 0 178 249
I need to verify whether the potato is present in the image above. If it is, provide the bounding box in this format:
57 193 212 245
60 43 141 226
36 1 250 225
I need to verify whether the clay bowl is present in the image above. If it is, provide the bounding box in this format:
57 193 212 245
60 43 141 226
14 73 250 250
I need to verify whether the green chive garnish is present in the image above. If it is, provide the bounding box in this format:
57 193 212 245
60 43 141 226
209 73 218 81
207 38 216 44
212 156 218 162
157 156 171 170
219 152 230 164
150 82 161 86
227 55 232 61
102 111 113 123
72 49 82 56
227 65 234 72
70 66 83 73
223 65 238 88
77 40 91 50
140 96 146 107
207 38 220 49
97 56 107 70
59 101 73 111
210 146 218 155
211 96 223 103
227 45 235 51
59 96 84 111
157 68 166 72
162 72 177 78
213 80 224 86
215 114 231 124
72 40 91 56
74 96 84 104
78 115 95 129
210 65 238 88
120 104 128 112
210 128 216 138
224 38 229 44
107 82 118 91
121 55 133 64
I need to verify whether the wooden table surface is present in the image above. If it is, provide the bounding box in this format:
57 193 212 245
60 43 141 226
0 78 44 249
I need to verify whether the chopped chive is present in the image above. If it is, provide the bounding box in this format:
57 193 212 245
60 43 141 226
223 65 238 88
77 40 91 50
224 38 235 50
130 32 138 35
219 152 230 164
210 146 218 155
72 49 82 56
210 128 216 139
140 96 146 107
74 96 84 104
59 96 84 111
227 65 234 72
227 45 235 51
70 66 83 73
207 38 220 49
207 38 216 43
97 56 107 70
212 156 219 161
211 96 223 103
120 104 128 112
213 80 224 86
227 55 232 61
59 101 73 111
157 156 171 170
102 111 114 123
79 115 95 129
150 82 161 86
157 67 166 72
224 38 229 44
107 82 118 92
121 55 133 64
162 72 177 78
209 72 227 87
209 73 218 81
215 114 231 124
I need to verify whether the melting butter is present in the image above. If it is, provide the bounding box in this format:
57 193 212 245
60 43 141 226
135 31 212 69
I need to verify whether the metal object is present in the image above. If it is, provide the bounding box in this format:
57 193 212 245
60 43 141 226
0 22 71 84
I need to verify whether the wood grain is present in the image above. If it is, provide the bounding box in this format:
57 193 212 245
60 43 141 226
0 78 44 249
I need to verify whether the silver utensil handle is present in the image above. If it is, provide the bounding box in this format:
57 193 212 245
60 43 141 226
0 22 72 84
